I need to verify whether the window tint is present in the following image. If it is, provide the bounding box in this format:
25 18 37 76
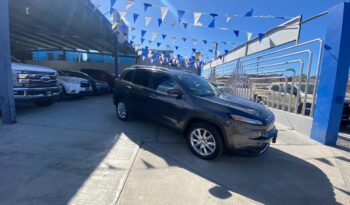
132 70 151 87
150 72 177 93
123 70 135 82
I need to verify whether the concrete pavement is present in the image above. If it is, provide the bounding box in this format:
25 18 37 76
0 95 349 205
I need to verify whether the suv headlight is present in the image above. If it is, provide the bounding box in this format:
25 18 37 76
230 114 263 125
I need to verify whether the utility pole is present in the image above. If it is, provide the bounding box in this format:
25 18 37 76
113 33 119 76
0 0 16 124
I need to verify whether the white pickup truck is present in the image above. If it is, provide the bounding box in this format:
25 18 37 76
11 58 60 106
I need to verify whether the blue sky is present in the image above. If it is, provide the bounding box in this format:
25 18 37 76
92 0 345 61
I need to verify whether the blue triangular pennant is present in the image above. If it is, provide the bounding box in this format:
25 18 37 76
144 3 152 12
192 48 196 53
175 46 179 50
182 37 187 42
210 13 218 18
162 34 167 39
233 30 240 37
208 18 215 28
258 33 265 42
141 38 145 44
177 10 185 23
109 0 117 15
182 22 188 29
202 40 207 44
224 50 229 54
209 49 213 53
133 13 139 23
141 30 147 38
157 42 161 47
129 41 134 46
245 9 254 17
158 18 163 27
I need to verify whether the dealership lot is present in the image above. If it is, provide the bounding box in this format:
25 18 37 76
0 95 349 205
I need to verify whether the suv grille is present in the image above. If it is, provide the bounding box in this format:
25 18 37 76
18 71 57 87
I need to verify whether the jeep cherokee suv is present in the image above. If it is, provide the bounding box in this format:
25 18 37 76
113 66 278 160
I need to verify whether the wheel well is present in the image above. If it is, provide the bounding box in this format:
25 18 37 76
184 118 225 141
113 94 126 105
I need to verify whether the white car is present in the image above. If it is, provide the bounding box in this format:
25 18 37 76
56 70 92 100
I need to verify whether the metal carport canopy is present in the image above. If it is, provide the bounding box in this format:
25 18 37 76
9 0 134 55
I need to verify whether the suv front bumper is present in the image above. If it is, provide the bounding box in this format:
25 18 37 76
14 86 61 102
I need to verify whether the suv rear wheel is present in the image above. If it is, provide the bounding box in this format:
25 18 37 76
116 99 130 121
186 122 224 160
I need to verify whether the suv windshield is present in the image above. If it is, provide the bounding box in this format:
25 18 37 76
176 73 219 97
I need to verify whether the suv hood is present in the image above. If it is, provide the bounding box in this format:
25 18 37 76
202 93 272 117
12 63 56 73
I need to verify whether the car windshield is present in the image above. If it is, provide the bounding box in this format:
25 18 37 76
176 73 219 97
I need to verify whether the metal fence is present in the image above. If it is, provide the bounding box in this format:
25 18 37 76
202 13 327 118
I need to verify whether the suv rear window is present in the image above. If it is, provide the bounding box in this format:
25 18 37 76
132 70 151 87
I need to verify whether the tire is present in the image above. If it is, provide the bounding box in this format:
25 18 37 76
34 100 56 107
58 86 67 101
116 99 130 121
186 122 224 160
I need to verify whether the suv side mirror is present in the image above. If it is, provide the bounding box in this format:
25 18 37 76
167 88 183 99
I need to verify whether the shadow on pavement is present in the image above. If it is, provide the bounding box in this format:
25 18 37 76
134 139 338 205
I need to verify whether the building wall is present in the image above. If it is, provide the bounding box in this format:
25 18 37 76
26 60 132 75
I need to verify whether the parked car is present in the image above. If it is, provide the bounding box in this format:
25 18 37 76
254 82 350 119
11 57 60 106
60 70 110 95
56 70 92 100
80 68 115 91
113 66 277 160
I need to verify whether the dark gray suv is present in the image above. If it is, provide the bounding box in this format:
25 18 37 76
113 66 278 160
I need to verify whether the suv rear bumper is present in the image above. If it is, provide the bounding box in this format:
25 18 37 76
14 86 60 102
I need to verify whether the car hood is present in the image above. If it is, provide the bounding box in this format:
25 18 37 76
201 93 272 117
12 63 56 73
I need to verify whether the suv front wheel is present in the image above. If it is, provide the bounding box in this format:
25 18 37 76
186 122 224 160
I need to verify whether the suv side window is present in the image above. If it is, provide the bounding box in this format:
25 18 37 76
150 72 177 93
132 70 152 87
123 70 135 82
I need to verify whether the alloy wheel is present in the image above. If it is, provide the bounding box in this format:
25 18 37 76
190 128 216 156
117 101 127 120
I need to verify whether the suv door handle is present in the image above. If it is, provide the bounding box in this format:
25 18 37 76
150 94 157 98
126 85 132 89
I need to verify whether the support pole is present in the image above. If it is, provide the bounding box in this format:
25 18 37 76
311 2 350 145
113 34 119 76
0 0 16 124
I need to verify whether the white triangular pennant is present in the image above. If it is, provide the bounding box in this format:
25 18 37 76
226 15 232 23
192 39 198 45
247 32 253 41
120 11 127 22
171 37 176 43
160 7 169 20
145 16 152 26
194 12 202 27
125 0 135 10
151 32 157 41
